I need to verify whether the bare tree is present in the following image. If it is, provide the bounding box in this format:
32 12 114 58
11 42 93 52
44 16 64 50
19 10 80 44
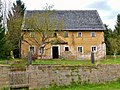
24 7 64 59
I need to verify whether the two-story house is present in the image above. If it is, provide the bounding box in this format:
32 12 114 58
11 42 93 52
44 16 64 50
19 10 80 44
21 10 106 60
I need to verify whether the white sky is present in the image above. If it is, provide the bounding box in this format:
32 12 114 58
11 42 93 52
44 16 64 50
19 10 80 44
3 0 120 29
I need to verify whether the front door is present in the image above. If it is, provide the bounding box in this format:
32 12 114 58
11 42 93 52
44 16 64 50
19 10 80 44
52 46 59 59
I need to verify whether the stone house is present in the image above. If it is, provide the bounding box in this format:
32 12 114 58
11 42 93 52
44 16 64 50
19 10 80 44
21 10 106 60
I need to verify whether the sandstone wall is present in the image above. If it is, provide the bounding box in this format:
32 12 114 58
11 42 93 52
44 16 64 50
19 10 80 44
26 64 120 89
1 64 120 89
0 66 9 88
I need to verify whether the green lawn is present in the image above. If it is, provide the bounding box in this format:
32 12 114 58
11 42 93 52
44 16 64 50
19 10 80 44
32 58 120 66
41 80 120 90
0 56 120 67
32 59 93 66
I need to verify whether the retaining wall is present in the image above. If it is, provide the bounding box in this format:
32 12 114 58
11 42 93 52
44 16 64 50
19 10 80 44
1 64 120 89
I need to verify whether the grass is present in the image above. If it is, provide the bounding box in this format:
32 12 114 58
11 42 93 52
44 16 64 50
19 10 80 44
40 80 120 90
32 59 93 66
0 56 120 67
32 56 120 66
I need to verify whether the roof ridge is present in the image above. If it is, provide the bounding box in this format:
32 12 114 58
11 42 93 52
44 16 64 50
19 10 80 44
26 10 97 11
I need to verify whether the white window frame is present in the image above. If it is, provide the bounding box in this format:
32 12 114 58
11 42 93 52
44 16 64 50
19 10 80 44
91 46 97 52
77 46 83 54
29 46 35 54
91 32 96 37
64 46 70 51
77 32 82 37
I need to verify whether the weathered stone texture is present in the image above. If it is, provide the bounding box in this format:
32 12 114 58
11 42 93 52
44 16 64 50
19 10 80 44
1 64 120 89
26 65 120 89
0 66 10 88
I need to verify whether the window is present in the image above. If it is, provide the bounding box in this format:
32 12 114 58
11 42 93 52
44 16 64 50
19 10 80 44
78 46 83 53
64 46 69 51
29 47 34 53
39 47 44 54
30 32 35 38
91 32 96 37
64 31 68 38
91 46 97 52
53 32 57 37
78 32 82 37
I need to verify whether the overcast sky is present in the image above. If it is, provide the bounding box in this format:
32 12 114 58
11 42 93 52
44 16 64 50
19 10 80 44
4 0 120 29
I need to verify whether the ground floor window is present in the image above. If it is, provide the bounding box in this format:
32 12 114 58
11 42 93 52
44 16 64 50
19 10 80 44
39 47 44 54
29 46 34 53
78 46 83 53
64 46 69 51
91 46 97 52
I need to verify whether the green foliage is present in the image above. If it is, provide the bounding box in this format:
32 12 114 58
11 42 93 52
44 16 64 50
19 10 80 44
114 14 120 54
0 15 10 58
7 0 26 58
1 87 9 90
0 16 5 56
104 24 112 55
115 14 120 35
104 14 120 55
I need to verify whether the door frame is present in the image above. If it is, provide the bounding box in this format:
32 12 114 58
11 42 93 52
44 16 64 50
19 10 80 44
51 45 60 59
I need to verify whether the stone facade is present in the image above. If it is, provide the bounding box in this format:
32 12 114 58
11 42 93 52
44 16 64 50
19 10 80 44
21 10 106 60
21 31 106 60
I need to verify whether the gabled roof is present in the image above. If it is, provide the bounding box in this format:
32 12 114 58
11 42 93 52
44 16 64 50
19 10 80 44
25 10 105 30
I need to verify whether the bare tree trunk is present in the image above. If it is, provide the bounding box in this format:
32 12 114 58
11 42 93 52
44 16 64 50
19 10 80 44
113 52 116 59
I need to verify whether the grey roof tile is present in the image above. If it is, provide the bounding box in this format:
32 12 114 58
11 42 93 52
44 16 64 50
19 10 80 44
25 10 105 30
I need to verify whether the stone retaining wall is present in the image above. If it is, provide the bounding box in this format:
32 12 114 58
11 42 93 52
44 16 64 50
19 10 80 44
1 64 120 89
26 64 120 89
0 66 9 88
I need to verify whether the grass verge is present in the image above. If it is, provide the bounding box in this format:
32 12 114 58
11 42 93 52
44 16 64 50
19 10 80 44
40 79 120 90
